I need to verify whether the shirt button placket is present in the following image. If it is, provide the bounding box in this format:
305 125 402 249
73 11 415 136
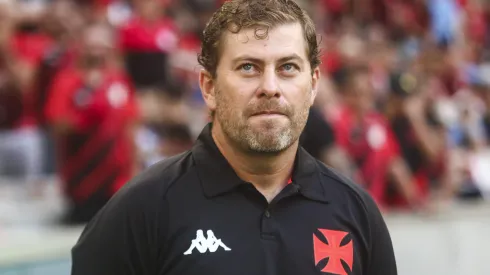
264 209 271 218
261 208 275 237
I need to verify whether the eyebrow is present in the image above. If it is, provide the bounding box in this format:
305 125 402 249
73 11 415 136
277 54 304 64
231 54 305 65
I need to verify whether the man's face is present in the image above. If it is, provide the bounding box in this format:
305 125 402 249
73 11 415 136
202 23 319 153
81 25 114 67
345 73 374 114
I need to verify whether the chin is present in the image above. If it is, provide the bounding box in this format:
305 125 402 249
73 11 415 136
250 117 290 131
247 140 293 154
245 129 295 154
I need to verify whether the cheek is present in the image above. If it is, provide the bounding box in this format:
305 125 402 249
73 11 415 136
282 78 312 102
218 76 255 109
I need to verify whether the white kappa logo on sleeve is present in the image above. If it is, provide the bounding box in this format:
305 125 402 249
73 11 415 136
183 229 231 255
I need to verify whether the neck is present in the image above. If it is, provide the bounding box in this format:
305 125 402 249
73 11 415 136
211 122 297 202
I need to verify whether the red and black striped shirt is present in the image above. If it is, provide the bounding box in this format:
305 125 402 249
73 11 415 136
45 67 138 203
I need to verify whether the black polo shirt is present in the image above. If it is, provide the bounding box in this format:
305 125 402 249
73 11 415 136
71 124 397 275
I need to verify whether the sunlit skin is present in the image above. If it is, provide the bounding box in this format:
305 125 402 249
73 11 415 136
199 23 320 201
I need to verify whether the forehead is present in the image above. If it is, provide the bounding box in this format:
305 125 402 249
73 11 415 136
220 23 308 63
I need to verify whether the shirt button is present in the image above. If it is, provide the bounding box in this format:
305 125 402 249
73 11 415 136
265 210 271 218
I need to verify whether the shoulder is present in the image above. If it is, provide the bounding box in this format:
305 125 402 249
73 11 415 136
312 161 396 271
71 152 196 273
83 150 194 225
114 150 194 206
76 151 194 242
315 160 381 217
313 160 389 248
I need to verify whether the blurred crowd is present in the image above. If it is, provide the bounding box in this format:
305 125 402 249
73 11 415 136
1 0 490 224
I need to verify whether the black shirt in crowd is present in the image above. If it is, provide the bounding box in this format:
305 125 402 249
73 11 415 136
300 107 336 160
484 113 490 143
71 124 397 275
390 110 442 173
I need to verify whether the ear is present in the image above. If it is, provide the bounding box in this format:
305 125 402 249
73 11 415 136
199 69 217 113
309 67 321 106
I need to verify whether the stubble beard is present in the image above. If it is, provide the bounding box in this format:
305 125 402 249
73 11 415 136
214 89 311 154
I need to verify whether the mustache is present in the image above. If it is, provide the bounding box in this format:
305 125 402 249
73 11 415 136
245 100 292 117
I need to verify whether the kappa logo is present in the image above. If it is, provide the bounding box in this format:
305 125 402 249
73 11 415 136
313 229 353 275
183 229 231 255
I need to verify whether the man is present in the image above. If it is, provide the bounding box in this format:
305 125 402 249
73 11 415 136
331 65 421 210
385 72 449 207
45 23 139 224
34 0 82 127
0 0 45 181
33 0 82 175
71 1 397 274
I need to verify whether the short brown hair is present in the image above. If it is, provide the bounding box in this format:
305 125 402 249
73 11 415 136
198 0 321 78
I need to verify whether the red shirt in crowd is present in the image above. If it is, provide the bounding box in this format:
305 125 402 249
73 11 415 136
464 3 487 43
119 16 178 53
45 66 138 203
331 106 400 207
33 44 78 126
118 15 179 87
8 32 54 128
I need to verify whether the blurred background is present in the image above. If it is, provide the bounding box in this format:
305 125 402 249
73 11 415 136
0 0 490 274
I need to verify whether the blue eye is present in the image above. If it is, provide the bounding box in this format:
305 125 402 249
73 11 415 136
282 63 297 72
241 64 254 71
283 64 293 71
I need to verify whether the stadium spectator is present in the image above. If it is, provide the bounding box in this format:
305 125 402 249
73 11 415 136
33 0 85 174
34 0 83 127
119 0 178 90
331 65 422 210
2 0 490 225
45 23 139 224
0 0 45 181
384 71 451 207
300 106 356 179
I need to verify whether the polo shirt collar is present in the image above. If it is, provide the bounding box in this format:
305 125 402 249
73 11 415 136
192 124 330 203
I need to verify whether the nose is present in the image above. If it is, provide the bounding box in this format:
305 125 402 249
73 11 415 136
257 67 281 98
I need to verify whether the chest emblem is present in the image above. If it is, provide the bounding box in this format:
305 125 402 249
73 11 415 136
313 229 353 275
183 229 232 255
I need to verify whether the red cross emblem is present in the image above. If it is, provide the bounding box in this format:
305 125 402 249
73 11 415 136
313 229 353 275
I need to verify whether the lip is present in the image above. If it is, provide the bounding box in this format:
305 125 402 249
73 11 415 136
251 111 285 116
